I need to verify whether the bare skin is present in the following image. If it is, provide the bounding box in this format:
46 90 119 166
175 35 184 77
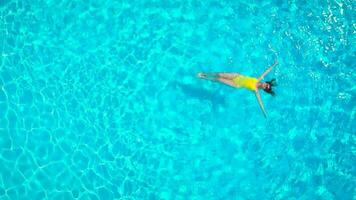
197 61 279 117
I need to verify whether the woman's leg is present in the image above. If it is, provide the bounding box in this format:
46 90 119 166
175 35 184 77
197 72 240 80
198 72 238 88
216 78 238 88
217 73 240 80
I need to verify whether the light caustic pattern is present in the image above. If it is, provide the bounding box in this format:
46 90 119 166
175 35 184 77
0 0 355 199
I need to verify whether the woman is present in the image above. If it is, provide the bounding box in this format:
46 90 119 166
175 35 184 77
197 61 278 117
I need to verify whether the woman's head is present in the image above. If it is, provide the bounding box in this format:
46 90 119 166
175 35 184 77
261 79 277 96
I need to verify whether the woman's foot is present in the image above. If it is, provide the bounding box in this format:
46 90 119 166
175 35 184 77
197 72 219 81
197 72 206 78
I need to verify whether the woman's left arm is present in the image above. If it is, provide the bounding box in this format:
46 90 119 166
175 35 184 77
258 60 279 81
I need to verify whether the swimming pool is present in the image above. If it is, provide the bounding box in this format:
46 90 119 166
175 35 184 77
0 0 355 199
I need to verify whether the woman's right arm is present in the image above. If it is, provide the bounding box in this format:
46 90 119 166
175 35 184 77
255 90 267 118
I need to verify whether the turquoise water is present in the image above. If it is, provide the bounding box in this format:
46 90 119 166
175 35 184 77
0 0 355 199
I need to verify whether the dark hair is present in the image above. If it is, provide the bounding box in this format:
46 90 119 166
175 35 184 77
263 79 277 96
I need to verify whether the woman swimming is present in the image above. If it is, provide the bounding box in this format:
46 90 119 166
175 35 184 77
197 61 278 117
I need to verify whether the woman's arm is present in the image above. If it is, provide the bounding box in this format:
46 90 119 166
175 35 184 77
258 60 279 81
255 90 267 118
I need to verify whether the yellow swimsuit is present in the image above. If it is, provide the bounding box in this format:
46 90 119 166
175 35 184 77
232 75 258 91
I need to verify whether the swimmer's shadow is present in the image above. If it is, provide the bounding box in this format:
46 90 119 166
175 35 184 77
173 82 226 106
